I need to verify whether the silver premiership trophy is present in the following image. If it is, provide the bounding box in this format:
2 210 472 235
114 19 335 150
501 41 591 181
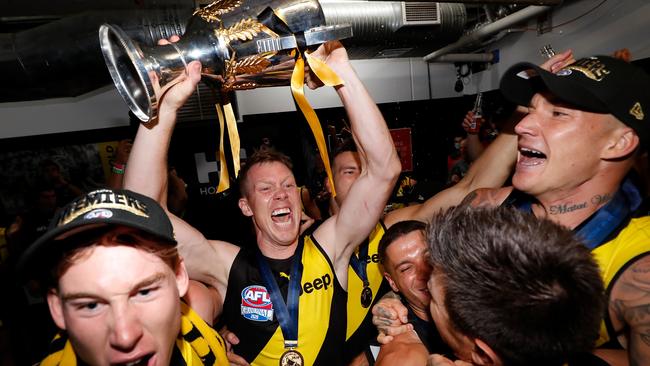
99 0 352 123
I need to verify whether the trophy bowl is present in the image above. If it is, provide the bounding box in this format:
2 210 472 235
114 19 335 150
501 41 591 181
99 0 352 123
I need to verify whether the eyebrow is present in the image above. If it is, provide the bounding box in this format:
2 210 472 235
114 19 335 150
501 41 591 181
61 272 167 302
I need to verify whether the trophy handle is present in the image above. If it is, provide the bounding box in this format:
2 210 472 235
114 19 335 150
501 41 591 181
100 23 192 123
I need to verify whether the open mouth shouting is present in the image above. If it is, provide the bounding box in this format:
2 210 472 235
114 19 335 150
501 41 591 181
518 147 547 167
271 207 292 224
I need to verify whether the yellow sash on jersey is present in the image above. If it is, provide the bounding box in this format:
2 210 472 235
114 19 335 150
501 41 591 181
40 302 228 366
346 223 386 340
592 216 650 347
252 236 337 366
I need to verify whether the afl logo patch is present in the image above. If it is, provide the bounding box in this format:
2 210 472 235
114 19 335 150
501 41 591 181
241 285 274 322
557 69 572 77
83 209 113 220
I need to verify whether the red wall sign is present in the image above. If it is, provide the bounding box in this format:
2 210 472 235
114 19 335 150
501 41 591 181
390 128 413 172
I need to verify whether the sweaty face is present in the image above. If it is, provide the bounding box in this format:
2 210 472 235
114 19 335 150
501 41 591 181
513 92 618 198
47 228 188 366
384 230 431 317
240 162 301 248
332 151 362 206
427 271 474 362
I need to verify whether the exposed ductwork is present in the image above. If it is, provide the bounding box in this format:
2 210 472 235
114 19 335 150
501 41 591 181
423 5 552 62
0 7 192 102
322 1 466 58
397 0 561 4
0 1 467 102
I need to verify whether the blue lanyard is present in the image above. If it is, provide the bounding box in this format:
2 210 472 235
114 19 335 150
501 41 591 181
256 240 304 348
515 179 641 250
349 239 370 286
574 179 641 250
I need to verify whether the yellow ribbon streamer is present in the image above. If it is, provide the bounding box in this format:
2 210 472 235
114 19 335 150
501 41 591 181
216 103 230 193
290 51 344 197
224 103 241 178
215 102 240 193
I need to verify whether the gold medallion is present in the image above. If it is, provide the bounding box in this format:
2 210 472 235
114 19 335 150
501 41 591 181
361 286 373 308
280 349 304 366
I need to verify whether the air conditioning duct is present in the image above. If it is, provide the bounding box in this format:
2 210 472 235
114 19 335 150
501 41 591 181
0 1 466 102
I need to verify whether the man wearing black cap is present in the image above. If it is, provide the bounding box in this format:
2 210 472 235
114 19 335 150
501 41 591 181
374 55 650 365
464 56 650 365
18 188 229 366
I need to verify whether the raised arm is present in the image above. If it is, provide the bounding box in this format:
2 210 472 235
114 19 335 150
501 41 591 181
123 55 237 297
311 42 400 272
383 50 577 227
384 121 517 227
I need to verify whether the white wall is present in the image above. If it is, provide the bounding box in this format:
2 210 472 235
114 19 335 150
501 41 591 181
2 0 649 139
465 0 650 92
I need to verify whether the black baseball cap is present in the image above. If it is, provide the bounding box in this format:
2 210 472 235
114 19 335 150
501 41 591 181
500 55 650 148
18 188 176 278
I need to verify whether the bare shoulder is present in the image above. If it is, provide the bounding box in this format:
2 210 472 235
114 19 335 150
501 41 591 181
610 254 650 325
310 215 338 257
376 330 428 366
460 186 514 208
184 280 223 326
608 254 650 364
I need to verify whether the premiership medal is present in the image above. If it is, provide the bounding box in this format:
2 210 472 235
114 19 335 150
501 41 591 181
360 285 373 308
351 239 374 308
280 349 304 366
257 239 305 366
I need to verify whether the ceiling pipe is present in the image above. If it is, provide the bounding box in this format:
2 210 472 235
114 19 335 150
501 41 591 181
398 0 561 4
429 52 494 63
423 5 552 62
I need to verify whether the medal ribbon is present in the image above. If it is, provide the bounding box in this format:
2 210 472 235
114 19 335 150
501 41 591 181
349 238 370 287
256 239 305 348
574 178 640 250
515 178 641 250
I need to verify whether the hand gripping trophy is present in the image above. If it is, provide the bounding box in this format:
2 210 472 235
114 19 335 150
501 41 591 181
99 0 351 193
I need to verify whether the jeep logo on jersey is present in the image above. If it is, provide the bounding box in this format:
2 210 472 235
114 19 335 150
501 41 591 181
241 285 274 322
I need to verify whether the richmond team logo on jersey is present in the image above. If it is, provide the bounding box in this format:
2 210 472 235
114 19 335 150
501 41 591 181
241 285 274 322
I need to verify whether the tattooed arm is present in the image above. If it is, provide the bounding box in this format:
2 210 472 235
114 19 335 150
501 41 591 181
371 291 413 344
459 187 514 208
609 255 650 366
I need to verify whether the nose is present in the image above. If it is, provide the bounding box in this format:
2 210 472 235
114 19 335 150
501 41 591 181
109 304 143 351
416 260 432 282
274 186 289 200
514 111 539 138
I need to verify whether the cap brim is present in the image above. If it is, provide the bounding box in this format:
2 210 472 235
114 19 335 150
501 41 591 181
500 62 609 113
17 216 176 281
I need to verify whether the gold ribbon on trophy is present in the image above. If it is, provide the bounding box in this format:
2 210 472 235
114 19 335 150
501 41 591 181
215 102 240 193
290 51 343 197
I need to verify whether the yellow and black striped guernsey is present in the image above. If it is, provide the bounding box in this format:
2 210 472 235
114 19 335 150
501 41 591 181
41 302 229 366
344 222 391 362
222 234 346 365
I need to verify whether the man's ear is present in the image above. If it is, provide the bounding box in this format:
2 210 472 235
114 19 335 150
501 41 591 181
175 258 190 298
324 176 332 194
238 197 253 217
471 338 500 366
383 272 399 294
47 289 66 330
602 127 639 160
